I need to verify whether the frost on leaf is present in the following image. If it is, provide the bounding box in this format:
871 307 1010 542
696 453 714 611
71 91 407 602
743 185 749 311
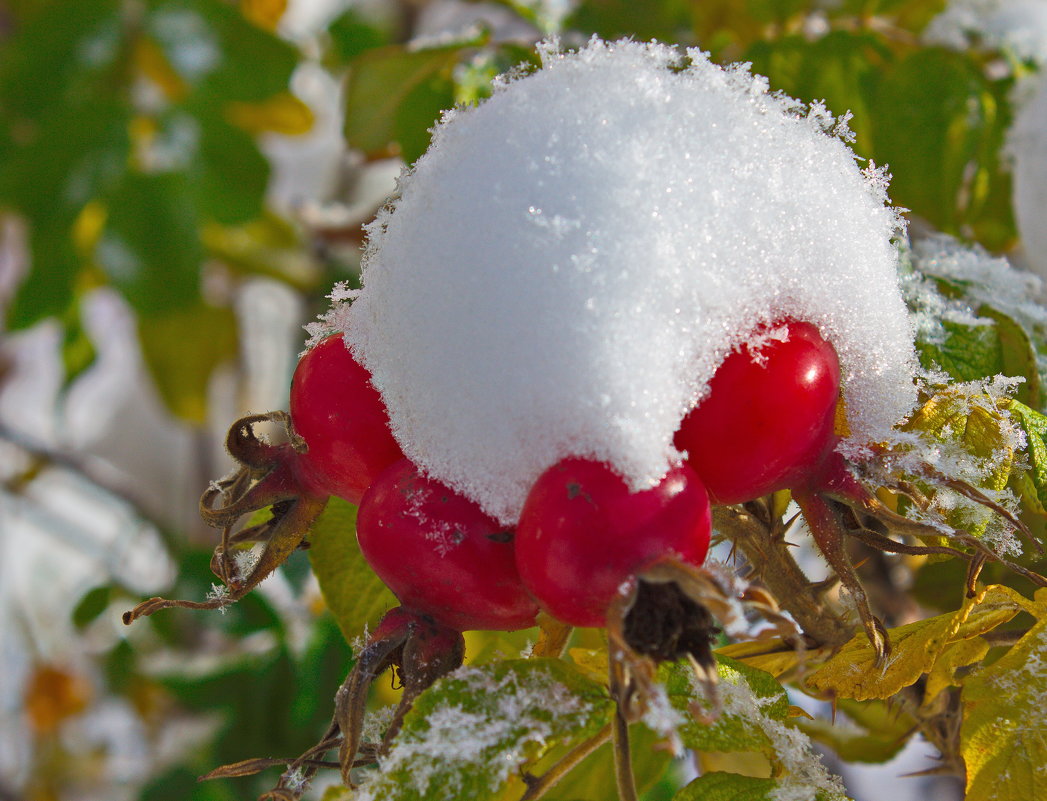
961 589 1047 801
666 656 849 801
324 36 917 524
353 659 613 801
862 380 1029 556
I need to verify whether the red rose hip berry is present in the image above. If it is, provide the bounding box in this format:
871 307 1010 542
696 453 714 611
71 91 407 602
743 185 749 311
515 458 712 628
290 335 404 503
357 459 539 632
674 319 841 505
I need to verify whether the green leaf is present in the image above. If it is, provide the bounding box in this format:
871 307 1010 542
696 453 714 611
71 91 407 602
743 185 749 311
185 106 269 225
869 48 1016 249
73 585 111 629
796 698 915 764
100 171 203 316
746 31 891 148
665 655 789 754
359 659 614 801
547 722 671 800
6 217 79 329
675 772 850 801
675 772 777 801
0 0 123 120
1004 399 1047 515
146 0 299 103
566 0 695 45
137 302 237 422
915 318 1005 383
961 594 1047 801
344 39 480 163
307 496 397 644
326 6 391 65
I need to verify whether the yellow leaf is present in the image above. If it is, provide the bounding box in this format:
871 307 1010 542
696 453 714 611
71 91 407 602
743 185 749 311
226 92 314 136
922 637 990 709
241 0 286 31
807 585 1030 701
961 615 1047 801
134 37 188 101
568 648 609 685
716 637 831 679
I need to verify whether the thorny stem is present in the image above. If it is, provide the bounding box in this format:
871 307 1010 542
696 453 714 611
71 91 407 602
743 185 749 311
518 724 612 801
714 506 853 649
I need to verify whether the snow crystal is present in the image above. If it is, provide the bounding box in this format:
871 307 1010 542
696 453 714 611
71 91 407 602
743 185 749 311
1010 75 1047 282
324 37 917 523
925 0 1047 66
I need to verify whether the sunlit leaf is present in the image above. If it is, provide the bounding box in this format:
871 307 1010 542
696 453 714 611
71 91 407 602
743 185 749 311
806 585 1034 701
307 497 397 644
961 591 1047 801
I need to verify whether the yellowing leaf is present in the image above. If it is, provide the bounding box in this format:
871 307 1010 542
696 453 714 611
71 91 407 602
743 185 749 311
807 585 1031 701
226 92 314 135
962 615 1047 801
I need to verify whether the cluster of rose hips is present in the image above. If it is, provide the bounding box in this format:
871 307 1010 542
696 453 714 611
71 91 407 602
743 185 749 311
290 319 841 641
125 319 845 795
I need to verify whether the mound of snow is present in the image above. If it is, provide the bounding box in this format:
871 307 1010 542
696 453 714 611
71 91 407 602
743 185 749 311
317 37 917 524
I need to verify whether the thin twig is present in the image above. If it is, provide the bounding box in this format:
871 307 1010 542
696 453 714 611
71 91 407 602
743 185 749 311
518 725 612 801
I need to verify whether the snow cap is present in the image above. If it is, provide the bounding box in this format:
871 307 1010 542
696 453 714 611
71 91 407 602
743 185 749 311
321 37 917 524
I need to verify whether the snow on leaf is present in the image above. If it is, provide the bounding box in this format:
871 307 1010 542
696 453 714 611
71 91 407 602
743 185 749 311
328 36 916 525
807 584 1035 701
306 497 397 644
667 656 849 801
961 589 1047 801
1003 398 1047 515
666 655 790 755
353 659 613 801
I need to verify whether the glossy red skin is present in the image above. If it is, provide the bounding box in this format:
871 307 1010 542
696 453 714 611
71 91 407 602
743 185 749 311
357 459 539 632
674 320 840 505
515 458 712 628
289 336 404 504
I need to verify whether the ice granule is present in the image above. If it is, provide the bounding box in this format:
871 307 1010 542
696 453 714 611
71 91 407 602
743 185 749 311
925 0 1047 66
328 37 917 524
